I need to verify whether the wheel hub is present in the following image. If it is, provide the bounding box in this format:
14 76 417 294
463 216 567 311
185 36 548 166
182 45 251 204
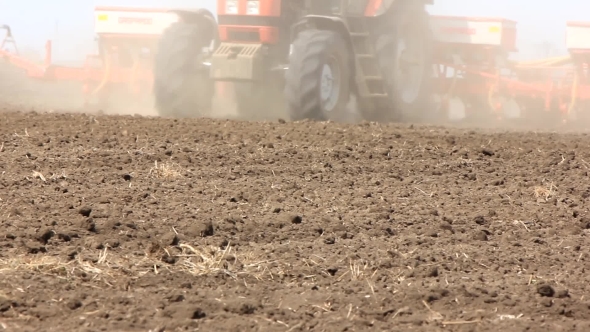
447 97 466 121
395 26 426 105
502 98 522 119
320 58 341 112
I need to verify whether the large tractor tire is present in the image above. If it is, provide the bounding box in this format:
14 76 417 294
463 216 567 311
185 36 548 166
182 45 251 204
372 4 433 123
153 21 213 118
284 29 352 121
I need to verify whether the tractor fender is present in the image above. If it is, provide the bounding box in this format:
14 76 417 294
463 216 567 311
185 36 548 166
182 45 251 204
291 15 351 47
290 15 356 81
376 0 432 17
169 8 217 25
168 8 219 46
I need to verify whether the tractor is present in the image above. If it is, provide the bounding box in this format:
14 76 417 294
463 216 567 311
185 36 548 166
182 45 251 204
153 0 434 122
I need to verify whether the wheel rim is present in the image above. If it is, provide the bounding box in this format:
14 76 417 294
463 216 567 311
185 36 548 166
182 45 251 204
502 98 522 119
448 97 466 122
433 93 443 111
320 57 341 112
395 25 426 104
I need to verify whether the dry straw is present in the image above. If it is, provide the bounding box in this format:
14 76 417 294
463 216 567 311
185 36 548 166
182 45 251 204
149 160 183 179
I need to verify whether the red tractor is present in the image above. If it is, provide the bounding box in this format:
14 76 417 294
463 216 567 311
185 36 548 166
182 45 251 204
153 0 434 122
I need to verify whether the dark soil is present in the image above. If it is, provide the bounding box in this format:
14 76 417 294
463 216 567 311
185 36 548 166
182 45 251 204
1 109 590 331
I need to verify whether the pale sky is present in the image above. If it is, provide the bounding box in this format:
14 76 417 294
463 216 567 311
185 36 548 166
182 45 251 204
1 1 589 64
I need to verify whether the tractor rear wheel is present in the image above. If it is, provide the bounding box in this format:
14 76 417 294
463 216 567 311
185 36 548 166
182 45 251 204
373 5 433 123
153 21 213 118
284 29 351 121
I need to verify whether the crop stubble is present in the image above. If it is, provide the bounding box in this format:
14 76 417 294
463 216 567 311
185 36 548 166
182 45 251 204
0 109 590 331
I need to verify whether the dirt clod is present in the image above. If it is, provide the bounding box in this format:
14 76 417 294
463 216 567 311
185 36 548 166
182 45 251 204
481 148 495 156
78 206 92 217
36 228 54 244
22 240 46 254
537 284 556 297
425 266 439 278
0 297 13 312
161 232 180 246
474 215 486 225
290 215 303 224
80 218 97 232
167 294 185 303
473 230 488 241
195 221 215 237
191 308 206 319
66 299 82 310
556 289 570 298
0 111 589 331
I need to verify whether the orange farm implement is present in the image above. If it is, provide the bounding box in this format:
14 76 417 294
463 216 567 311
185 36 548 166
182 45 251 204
430 16 589 126
1 9 589 124
0 7 173 110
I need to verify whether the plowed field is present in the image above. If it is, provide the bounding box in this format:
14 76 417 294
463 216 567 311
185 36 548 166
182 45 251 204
1 106 590 332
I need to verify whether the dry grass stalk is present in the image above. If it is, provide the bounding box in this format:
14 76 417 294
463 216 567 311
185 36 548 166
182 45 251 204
422 300 444 321
0 241 381 292
174 242 284 280
0 255 113 282
0 246 157 283
349 259 369 281
176 243 232 276
533 182 556 201
149 160 183 179
0 241 288 287
32 171 46 182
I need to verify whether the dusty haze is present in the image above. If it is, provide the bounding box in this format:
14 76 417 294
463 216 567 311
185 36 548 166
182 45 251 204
0 1 588 131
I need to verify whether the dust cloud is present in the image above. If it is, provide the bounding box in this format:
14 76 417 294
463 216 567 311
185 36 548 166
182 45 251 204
1 2 589 134
0 61 83 112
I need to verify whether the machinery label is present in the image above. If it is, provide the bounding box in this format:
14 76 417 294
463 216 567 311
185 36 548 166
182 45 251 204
118 17 153 25
94 8 178 36
440 27 476 35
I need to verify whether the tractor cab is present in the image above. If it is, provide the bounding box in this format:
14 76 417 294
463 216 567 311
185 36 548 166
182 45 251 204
152 0 434 123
